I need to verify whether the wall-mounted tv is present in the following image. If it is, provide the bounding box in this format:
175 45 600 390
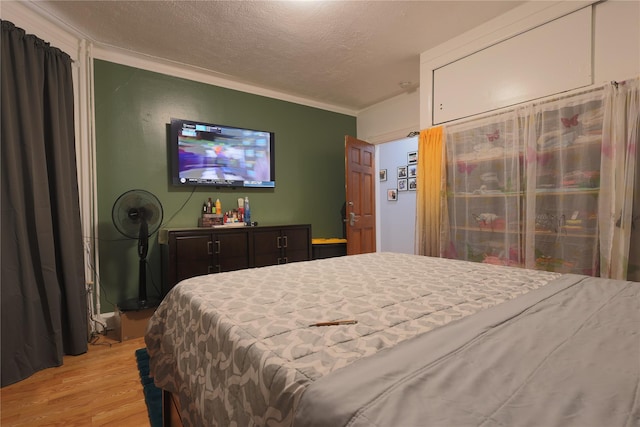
170 118 275 188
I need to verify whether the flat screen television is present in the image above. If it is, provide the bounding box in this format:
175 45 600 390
170 118 275 188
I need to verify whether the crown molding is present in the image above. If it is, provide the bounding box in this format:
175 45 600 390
1 1 357 117
1 1 81 60
420 1 595 68
91 44 357 117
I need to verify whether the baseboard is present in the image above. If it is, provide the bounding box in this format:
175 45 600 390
88 311 116 336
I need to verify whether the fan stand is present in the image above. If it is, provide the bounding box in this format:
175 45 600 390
118 209 161 311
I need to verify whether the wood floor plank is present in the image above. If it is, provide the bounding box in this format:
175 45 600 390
1 335 151 427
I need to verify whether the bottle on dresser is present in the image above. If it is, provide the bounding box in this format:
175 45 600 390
244 197 251 226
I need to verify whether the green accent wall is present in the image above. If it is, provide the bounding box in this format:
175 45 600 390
94 60 355 312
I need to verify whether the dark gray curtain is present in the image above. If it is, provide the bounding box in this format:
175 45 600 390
1 20 88 387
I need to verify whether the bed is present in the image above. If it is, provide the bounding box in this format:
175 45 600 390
145 252 640 427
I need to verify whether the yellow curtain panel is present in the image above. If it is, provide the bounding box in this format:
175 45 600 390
415 126 445 256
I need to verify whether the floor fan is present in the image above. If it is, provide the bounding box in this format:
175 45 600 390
112 189 164 311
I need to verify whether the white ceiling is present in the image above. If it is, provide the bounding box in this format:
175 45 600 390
31 0 524 113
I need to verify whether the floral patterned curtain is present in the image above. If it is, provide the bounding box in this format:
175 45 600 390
443 110 523 266
522 91 604 275
443 80 638 279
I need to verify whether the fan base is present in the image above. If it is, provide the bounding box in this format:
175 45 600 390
118 296 161 312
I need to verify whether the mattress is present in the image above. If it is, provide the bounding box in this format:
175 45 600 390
145 252 564 426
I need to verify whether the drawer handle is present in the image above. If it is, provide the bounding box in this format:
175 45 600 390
207 241 213 255
208 265 214 274
277 236 282 248
215 240 221 254
282 236 288 248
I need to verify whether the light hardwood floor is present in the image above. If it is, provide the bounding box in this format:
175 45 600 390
1 335 151 426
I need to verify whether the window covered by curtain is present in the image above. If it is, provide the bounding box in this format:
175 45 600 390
1 20 87 386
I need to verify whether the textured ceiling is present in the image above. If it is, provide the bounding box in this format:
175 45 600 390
32 1 524 112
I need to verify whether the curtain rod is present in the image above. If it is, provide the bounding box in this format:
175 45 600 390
442 81 611 129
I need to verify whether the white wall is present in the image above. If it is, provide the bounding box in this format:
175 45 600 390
593 0 640 83
376 137 418 254
356 87 420 253
356 90 419 144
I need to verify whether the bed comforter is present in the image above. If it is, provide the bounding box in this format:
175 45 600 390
295 274 640 427
145 252 567 426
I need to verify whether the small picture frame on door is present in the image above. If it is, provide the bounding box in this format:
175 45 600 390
379 169 387 182
387 189 398 201
408 164 417 178
398 178 408 192
397 166 407 178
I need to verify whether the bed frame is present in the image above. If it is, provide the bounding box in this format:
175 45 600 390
147 253 639 427
162 390 182 427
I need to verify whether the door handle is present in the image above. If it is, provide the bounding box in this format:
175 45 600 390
349 211 360 226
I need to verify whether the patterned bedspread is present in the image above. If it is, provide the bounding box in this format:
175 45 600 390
145 253 561 426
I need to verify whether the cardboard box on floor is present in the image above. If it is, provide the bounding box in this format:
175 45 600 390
114 307 156 341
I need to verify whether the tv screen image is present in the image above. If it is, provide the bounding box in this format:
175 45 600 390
170 118 275 188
